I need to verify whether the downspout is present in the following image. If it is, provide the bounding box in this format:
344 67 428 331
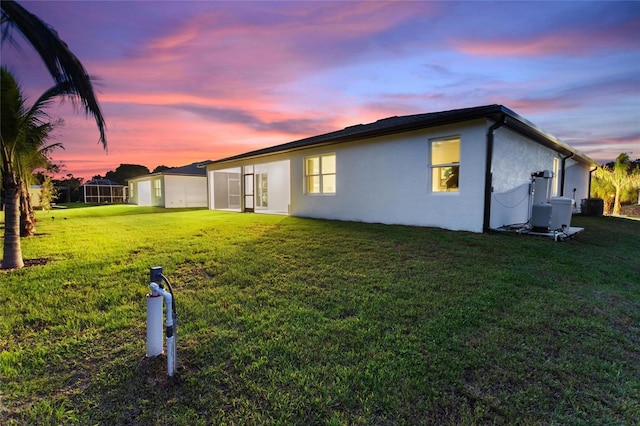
483 116 507 232
559 153 574 196
588 166 598 198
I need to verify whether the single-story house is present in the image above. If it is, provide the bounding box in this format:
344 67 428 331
80 179 127 204
128 162 208 208
202 105 598 233
28 185 42 208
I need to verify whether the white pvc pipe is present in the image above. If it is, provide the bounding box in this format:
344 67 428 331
167 336 175 376
150 282 176 376
146 293 163 357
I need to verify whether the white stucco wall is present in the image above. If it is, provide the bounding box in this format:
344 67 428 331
254 160 290 214
164 175 207 208
563 160 592 208
206 118 592 233
208 159 290 213
289 120 488 232
489 127 591 229
490 127 557 228
130 175 206 207
137 177 163 206
130 179 153 206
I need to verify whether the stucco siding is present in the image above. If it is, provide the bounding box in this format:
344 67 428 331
128 182 137 205
164 175 207 208
290 120 488 232
130 175 206 207
203 106 595 233
563 160 591 207
129 178 154 206
210 169 241 210
490 127 559 229
254 160 290 214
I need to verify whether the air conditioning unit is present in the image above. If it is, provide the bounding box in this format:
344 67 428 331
581 198 604 216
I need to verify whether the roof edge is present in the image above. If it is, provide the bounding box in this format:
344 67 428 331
203 105 597 167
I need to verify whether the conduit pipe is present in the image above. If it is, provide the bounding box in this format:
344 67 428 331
588 166 598 198
150 282 176 376
146 266 178 377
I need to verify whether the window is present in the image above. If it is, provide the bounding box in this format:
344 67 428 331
305 154 336 194
430 137 460 192
153 179 162 197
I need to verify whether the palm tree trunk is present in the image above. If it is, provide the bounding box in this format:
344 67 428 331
20 182 37 237
2 178 24 269
613 188 622 215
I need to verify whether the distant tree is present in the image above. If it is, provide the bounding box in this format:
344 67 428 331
39 175 56 211
152 165 171 174
597 158 640 206
593 153 640 215
104 164 150 185
17 137 62 236
52 173 83 203
619 158 640 205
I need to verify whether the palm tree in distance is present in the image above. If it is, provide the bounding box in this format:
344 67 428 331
18 132 64 237
1 0 107 148
594 153 640 215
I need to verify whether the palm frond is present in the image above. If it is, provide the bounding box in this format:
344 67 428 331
1 67 64 187
1 66 24 168
29 79 77 116
1 0 107 149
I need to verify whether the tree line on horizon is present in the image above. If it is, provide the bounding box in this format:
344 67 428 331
91 163 172 185
42 164 171 204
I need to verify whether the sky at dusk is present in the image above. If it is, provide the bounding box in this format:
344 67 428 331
2 0 639 181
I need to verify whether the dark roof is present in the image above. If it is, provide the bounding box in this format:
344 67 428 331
81 179 124 187
128 161 209 181
202 105 597 167
162 162 208 176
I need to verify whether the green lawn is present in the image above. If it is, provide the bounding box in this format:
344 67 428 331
1 205 638 425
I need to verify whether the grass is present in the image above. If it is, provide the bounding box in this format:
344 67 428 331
1 205 639 425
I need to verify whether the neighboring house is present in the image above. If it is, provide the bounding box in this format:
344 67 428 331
29 185 42 208
80 179 127 204
202 105 598 233
128 162 208 208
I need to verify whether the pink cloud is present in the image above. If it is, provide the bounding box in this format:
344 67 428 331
103 1 430 95
453 19 640 57
10 1 637 180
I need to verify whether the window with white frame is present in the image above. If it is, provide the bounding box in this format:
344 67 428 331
153 179 162 197
305 153 336 194
430 137 460 192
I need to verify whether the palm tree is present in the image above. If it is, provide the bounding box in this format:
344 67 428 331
1 67 71 269
1 0 107 148
18 139 63 237
1 1 107 269
593 153 640 215
590 175 615 214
